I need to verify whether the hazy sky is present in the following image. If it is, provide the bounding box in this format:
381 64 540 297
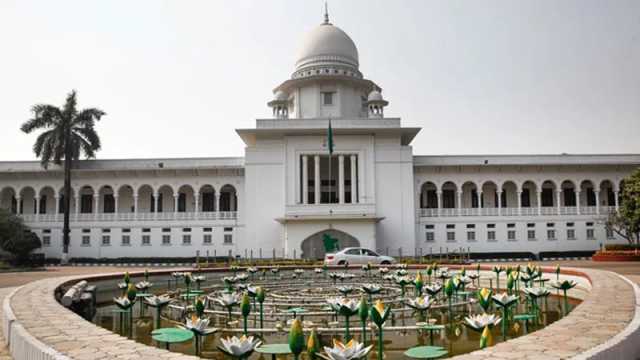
0 0 638 161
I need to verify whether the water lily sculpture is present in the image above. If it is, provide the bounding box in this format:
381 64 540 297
492 293 517 340
492 266 504 291
464 313 501 332
289 318 305 360
424 283 442 297
405 295 433 322
145 295 171 329
184 314 215 355
395 269 409 277
235 273 249 282
135 280 153 291
218 335 261 360
477 288 493 312
240 292 251 335
216 292 241 321
184 272 193 294
114 295 134 310
223 276 237 292
395 276 412 297
247 267 258 279
192 275 206 290
328 297 359 340
319 339 373 360
361 284 381 302
444 278 455 323
413 272 424 296
369 300 390 360
329 272 340 284
256 286 266 329
307 328 321 360
550 280 577 315
362 263 372 277
338 285 354 296
114 284 137 336
524 287 550 322
358 296 369 344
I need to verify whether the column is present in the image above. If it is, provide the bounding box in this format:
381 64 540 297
595 189 600 215
114 195 119 215
74 196 80 219
153 193 159 219
34 196 40 221
314 155 320 204
477 191 482 215
194 193 200 215
556 190 562 215
174 194 179 215
302 155 309 204
215 193 220 213
350 155 357 204
16 197 22 214
457 191 462 216
436 191 442 216
54 196 59 216
497 190 502 215
94 194 99 219
575 190 581 215
536 191 542 216
614 191 619 211
338 155 345 204
517 190 522 215
133 195 138 217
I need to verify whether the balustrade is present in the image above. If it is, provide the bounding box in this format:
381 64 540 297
17 211 238 223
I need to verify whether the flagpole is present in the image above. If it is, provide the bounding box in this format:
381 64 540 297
328 119 333 206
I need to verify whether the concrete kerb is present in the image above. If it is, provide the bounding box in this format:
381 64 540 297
571 272 640 360
1 287 19 347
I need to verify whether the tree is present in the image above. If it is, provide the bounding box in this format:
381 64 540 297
605 168 640 246
21 91 105 262
0 209 41 264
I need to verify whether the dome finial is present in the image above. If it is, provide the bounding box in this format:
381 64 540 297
323 1 331 25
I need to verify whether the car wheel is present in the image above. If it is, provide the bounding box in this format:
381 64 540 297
338 260 348 266
380 260 390 265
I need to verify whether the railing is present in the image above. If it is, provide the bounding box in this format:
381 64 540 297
18 211 238 223
417 205 616 218
540 207 557 215
560 206 578 215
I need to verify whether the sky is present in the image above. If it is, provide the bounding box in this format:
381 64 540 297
0 0 638 161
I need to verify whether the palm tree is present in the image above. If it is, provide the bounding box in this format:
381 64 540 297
21 90 105 262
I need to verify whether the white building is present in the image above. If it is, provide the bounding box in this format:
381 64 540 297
1 14 639 260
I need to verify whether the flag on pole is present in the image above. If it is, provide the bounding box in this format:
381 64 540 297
327 119 334 155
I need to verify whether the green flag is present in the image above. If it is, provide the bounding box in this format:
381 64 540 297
327 119 334 154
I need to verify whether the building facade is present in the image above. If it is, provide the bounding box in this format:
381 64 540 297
1 15 638 260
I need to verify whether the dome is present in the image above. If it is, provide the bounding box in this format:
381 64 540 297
367 90 383 102
295 23 359 72
273 90 288 101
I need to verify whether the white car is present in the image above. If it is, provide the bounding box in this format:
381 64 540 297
324 247 396 266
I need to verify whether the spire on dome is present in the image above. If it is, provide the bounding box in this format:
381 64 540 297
323 1 331 25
